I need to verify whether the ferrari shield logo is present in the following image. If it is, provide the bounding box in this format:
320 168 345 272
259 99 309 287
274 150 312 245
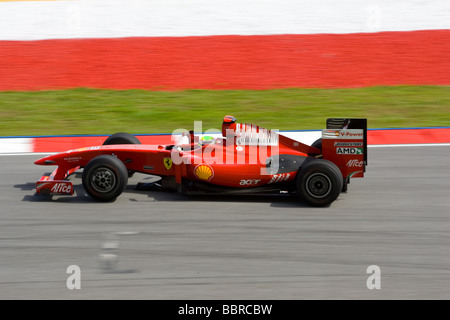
163 157 173 170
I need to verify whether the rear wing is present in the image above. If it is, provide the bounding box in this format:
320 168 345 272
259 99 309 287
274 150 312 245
326 118 367 165
322 118 368 179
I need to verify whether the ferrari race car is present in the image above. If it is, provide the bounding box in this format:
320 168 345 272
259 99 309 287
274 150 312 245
34 116 367 207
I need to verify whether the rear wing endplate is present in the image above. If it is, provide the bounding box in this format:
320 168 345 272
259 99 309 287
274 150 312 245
326 118 367 166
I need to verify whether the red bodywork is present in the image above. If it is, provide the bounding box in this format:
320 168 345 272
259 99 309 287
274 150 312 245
34 119 367 198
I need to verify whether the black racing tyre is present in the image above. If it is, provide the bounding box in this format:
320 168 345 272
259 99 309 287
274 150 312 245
82 155 128 202
103 132 141 145
311 138 322 150
297 159 343 207
103 132 140 177
308 138 322 157
342 176 349 193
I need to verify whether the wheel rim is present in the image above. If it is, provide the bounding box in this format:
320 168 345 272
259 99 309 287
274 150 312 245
90 167 116 193
305 173 332 199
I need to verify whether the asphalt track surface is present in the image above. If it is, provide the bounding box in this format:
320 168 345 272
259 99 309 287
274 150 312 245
1 145 449 299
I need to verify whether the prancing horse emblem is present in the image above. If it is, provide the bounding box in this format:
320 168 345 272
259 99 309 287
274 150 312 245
163 157 173 170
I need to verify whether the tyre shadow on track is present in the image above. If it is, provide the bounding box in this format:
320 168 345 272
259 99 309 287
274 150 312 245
132 190 311 208
15 180 311 208
17 182 96 203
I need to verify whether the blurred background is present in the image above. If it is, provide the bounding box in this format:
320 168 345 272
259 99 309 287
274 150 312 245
0 0 449 135
0 0 449 301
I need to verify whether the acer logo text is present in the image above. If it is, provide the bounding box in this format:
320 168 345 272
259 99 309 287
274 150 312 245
51 183 72 194
346 160 364 168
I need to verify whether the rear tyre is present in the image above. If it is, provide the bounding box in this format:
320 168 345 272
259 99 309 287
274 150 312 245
342 177 349 193
308 138 322 157
297 159 343 207
311 138 322 150
82 155 128 202
103 132 141 145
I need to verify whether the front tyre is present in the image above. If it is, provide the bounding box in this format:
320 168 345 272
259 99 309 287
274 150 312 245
297 159 343 207
82 155 128 202
103 132 141 145
103 132 141 177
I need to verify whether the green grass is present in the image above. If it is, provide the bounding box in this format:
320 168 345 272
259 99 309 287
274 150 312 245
0 86 449 136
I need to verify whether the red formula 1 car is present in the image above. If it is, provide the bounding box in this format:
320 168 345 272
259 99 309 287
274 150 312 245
34 116 367 206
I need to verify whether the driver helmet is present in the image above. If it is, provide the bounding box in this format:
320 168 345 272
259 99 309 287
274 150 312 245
199 135 215 145
222 115 237 137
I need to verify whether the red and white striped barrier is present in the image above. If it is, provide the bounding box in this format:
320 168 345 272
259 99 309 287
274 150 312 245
1 128 449 154
0 0 448 152
0 0 449 90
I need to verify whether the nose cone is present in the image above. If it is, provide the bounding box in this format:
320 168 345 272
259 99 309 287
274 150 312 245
34 157 45 165
34 155 56 165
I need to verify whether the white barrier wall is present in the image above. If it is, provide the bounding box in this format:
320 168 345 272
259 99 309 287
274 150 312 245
0 138 33 154
0 0 449 40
